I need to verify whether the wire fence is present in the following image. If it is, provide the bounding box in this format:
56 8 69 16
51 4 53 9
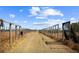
0 19 22 52
39 24 62 41
39 19 79 51
0 18 79 52
62 20 79 52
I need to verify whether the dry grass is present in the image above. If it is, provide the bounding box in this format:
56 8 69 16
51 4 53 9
5 32 76 53
0 31 77 53
0 31 17 52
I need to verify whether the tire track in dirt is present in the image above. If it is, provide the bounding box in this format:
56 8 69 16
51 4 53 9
6 32 51 53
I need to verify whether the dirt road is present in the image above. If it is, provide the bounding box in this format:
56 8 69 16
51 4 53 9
6 31 76 53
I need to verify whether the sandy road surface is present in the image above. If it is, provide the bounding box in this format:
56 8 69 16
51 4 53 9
6 31 76 53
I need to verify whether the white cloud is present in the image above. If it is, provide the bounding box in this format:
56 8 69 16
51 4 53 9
24 21 27 23
19 9 24 12
30 7 40 16
36 16 47 19
14 20 18 23
41 7 49 10
41 8 64 17
48 19 64 24
70 17 78 23
33 22 49 26
29 7 64 19
33 19 66 28
34 19 65 26
70 17 76 21
33 17 78 29
9 14 16 18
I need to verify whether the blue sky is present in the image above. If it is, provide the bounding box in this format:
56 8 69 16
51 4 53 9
0 6 79 30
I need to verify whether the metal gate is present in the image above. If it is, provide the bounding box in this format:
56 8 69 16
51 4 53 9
62 21 79 43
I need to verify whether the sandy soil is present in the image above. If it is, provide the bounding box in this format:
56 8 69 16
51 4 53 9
6 31 76 53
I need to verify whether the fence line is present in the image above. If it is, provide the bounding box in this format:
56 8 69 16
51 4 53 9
39 24 61 40
39 20 79 52
0 19 22 52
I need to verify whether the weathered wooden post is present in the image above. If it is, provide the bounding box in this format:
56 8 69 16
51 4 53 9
55 25 57 39
50 27 51 34
19 26 21 38
52 26 53 35
0 20 2 51
50 27 52 35
57 24 59 39
0 27 1 41
53 26 54 37
15 25 18 40
58 24 59 39
9 23 12 48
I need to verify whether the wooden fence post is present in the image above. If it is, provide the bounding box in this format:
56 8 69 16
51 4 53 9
53 25 57 39
57 24 59 39
53 26 54 36
15 25 17 40
19 26 21 38
58 25 61 38
0 26 1 51
9 23 12 48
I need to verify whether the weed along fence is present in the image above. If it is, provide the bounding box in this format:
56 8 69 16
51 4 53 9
39 20 79 52
0 19 22 52
62 20 79 52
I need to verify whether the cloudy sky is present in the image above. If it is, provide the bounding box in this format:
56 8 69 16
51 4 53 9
0 6 79 29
